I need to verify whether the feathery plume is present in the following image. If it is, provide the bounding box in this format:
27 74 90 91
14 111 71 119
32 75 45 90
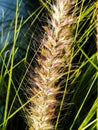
26 0 75 129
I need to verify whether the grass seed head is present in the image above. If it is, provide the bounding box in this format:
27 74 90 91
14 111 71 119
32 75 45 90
25 0 75 130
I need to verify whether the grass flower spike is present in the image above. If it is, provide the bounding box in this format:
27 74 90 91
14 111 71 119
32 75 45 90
26 0 75 130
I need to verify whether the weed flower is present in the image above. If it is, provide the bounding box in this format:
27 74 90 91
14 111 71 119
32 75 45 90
26 0 75 129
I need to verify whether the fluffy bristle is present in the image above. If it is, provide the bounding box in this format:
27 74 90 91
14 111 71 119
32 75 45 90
26 0 75 130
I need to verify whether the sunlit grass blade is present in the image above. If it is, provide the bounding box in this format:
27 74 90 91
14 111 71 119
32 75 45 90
78 97 98 130
70 71 98 130
2 0 19 129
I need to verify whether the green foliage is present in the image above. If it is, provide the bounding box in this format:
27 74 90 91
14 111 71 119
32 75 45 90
0 0 44 130
0 0 98 130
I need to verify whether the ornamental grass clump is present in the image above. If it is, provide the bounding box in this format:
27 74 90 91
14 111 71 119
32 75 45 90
26 0 75 129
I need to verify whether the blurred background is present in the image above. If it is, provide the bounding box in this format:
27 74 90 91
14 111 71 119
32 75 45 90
0 1 42 130
0 1 97 130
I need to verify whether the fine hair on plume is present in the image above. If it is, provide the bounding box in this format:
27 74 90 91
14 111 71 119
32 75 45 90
24 0 76 130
